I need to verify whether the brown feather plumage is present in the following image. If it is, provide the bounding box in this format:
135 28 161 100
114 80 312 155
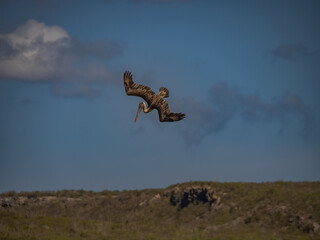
124 71 185 122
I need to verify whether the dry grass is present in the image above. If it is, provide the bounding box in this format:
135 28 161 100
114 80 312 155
0 181 319 240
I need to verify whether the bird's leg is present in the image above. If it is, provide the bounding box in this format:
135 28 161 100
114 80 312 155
135 102 145 122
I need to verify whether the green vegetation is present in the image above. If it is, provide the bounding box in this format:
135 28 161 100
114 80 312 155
0 181 319 240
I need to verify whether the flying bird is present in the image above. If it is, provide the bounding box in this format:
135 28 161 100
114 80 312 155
124 71 186 122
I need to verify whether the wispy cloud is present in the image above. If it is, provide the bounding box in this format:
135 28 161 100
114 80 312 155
51 84 101 99
269 43 307 60
174 83 314 146
0 19 121 83
20 98 39 105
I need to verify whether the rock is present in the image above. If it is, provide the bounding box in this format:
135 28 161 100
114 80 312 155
289 214 320 233
1 201 11 208
139 200 147 207
165 186 218 209
139 194 161 207
149 194 161 203
313 222 320 233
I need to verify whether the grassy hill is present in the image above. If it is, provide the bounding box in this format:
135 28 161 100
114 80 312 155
1 181 319 240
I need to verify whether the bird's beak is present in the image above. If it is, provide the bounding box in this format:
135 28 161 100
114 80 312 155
135 104 143 123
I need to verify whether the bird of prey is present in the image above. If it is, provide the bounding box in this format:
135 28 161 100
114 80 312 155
124 71 185 122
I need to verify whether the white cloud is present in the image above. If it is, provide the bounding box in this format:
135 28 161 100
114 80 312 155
0 20 70 80
0 19 121 82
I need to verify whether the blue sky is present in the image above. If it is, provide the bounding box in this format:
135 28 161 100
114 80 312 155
0 0 319 192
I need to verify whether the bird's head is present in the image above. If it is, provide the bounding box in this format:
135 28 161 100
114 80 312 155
158 87 169 98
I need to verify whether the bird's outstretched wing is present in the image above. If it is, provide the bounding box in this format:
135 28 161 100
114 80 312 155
155 99 186 122
124 71 155 105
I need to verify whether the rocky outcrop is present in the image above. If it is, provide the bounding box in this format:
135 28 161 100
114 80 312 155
165 186 219 210
289 215 320 233
1 197 27 207
139 193 161 207
1 200 11 208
